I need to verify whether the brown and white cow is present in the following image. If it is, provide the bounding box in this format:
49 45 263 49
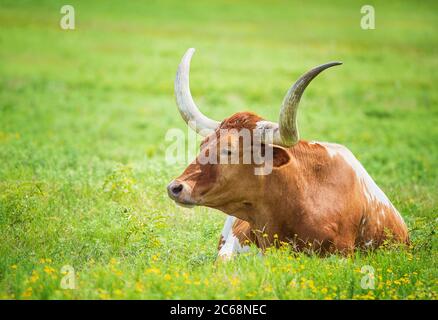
167 48 409 259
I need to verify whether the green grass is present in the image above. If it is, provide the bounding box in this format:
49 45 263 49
0 0 437 299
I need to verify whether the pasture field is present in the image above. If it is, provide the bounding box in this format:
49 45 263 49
0 0 437 299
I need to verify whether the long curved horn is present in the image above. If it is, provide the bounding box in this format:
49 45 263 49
273 62 342 146
175 48 219 136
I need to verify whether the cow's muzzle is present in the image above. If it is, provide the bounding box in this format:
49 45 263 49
167 180 196 208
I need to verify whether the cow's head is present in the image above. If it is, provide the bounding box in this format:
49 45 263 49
167 48 341 221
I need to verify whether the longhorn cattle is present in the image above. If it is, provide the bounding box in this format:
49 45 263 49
167 48 409 259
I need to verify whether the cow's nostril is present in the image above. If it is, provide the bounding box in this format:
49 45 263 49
171 184 183 195
167 182 184 199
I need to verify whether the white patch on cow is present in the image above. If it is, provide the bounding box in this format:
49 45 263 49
319 142 400 211
220 215 236 241
218 216 250 260
317 142 404 223
218 232 250 260
320 142 391 205
365 239 374 247
316 141 339 158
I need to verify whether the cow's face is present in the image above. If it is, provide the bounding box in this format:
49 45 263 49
167 48 340 219
167 112 292 219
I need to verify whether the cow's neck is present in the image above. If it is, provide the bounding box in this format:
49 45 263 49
246 165 305 249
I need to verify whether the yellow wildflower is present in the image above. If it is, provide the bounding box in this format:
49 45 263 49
30 270 39 283
98 291 110 299
264 285 273 292
22 287 32 298
135 282 144 292
163 274 172 281
44 266 56 275
230 277 240 287
145 267 160 275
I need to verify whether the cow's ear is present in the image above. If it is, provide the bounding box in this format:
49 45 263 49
272 145 291 168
